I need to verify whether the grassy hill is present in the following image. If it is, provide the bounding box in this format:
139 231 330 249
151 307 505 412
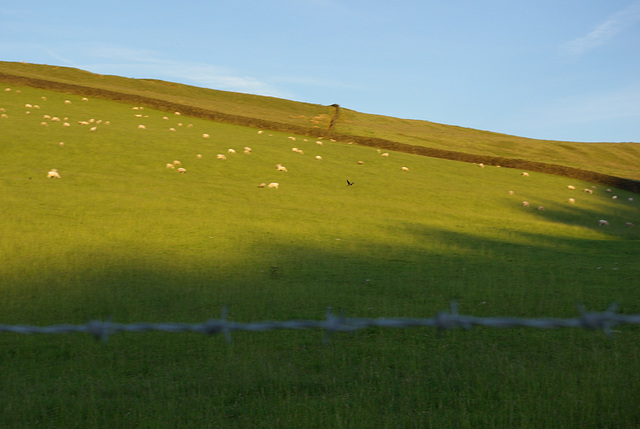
1 66 639 428
2 61 639 184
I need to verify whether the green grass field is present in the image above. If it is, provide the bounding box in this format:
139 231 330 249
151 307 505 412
2 61 639 181
1 76 640 428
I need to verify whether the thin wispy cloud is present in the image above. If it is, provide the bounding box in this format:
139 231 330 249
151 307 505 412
560 1 640 57
37 46 80 68
271 75 361 91
75 45 289 98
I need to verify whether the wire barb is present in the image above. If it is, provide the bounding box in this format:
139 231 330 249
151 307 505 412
86 317 113 343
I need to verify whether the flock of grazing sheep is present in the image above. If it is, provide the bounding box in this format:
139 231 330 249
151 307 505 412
475 160 636 228
511 170 634 228
158 117 407 190
3 87 410 189
2 85 636 230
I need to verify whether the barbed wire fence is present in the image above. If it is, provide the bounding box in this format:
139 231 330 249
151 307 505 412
2 303 640 344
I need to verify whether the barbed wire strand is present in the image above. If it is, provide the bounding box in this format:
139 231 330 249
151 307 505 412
1 302 639 344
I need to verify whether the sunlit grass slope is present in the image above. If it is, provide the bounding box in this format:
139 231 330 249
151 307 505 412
2 60 639 181
0 61 335 131
1 84 640 428
337 109 640 180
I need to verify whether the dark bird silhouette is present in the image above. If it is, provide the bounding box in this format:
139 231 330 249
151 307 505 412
346 179 354 186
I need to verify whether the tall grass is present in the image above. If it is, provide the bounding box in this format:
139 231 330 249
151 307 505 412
1 84 639 428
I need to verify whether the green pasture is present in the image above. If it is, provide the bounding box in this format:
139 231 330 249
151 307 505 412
2 61 639 181
1 84 640 428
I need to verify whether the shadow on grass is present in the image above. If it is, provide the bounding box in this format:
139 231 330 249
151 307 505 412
513 194 639 238
2 226 640 429
2 220 639 328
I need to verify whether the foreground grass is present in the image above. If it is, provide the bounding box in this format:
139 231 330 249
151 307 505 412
0 85 639 428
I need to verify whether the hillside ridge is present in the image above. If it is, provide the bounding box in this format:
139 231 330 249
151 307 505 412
1 63 638 193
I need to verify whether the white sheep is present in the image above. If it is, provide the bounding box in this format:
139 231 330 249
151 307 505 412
177 168 186 173
401 166 409 171
166 163 175 169
258 183 266 188
228 148 236 154
477 163 485 168
276 164 288 172
316 141 324 145
202 133 210 138
173 160 181 166
267 182 279 189
381 152 389 157
567 185 576 190
138 124 146 129
243 147 252 155
196 154 202 159
625 222 634 228
583 188 593 194
64 100 71 104
522 201 530 207
537 206 545 211
599 219 610 226
257 130 263 134
568 198 576 204
217 154 227 160
521 172 529 177
47 169 61 179
315 155 323 160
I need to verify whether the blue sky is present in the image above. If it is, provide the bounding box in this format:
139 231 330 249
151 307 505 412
1 0 639 143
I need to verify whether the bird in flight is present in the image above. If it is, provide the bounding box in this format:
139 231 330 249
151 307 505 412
346 179 354 186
